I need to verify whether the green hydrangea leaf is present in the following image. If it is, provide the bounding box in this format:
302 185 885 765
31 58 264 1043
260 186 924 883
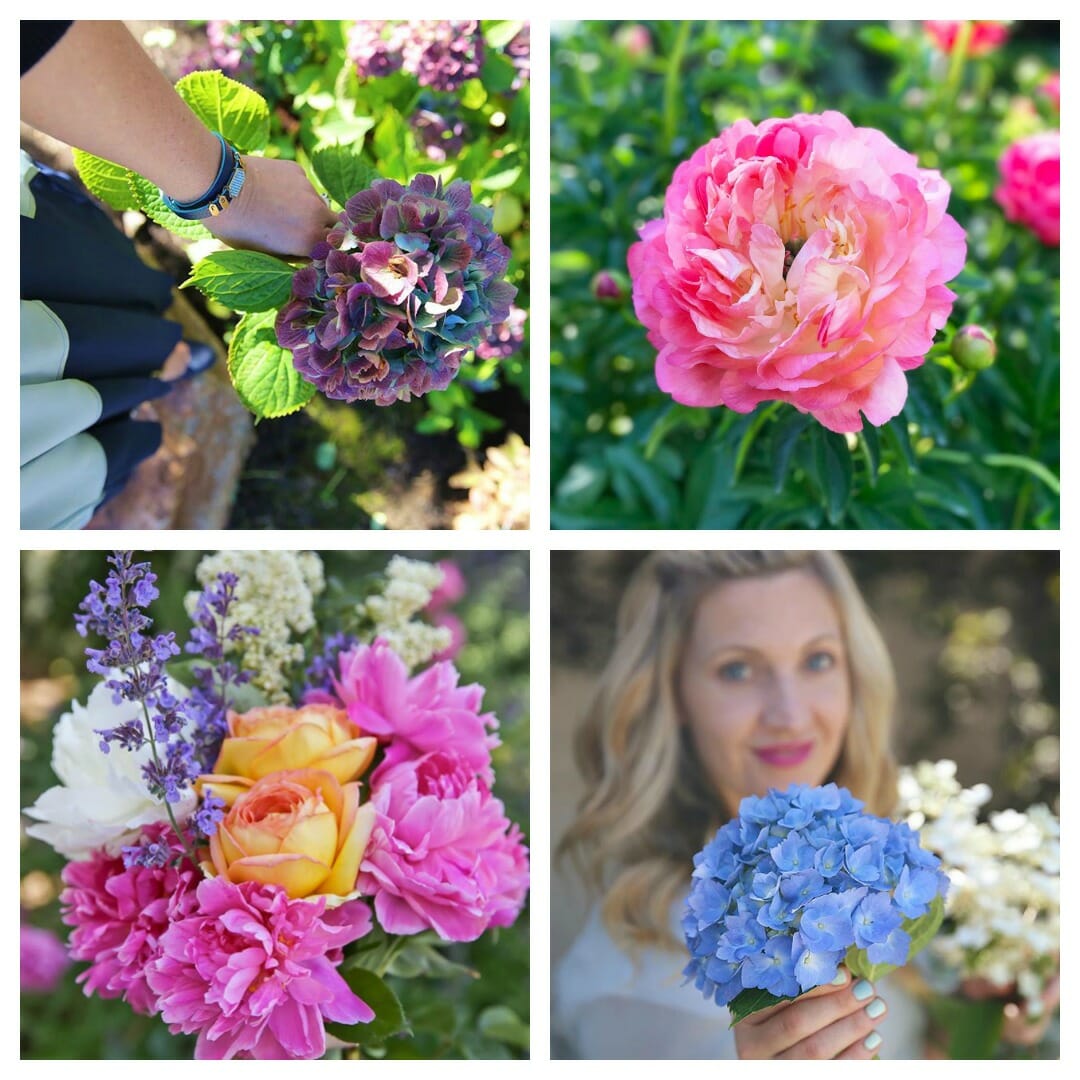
324 964 412 1047
846 893 948 983
71 149 140 211
310 144 374 208
174 70 270 153
227 308 315 419
182 250 295 312
128 176 213 240
728 987 791 1026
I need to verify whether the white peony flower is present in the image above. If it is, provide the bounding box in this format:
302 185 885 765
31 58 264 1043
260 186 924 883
23 677 195 860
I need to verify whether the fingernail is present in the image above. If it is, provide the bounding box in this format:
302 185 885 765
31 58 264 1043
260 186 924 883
853 979 874 1001
866 998 886 1019
864 1032 883 1051
831 970 848 986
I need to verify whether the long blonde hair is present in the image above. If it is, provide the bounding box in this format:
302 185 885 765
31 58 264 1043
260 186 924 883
559 551 897 954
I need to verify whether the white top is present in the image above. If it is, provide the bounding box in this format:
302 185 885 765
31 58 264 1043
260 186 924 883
554 902 926 1059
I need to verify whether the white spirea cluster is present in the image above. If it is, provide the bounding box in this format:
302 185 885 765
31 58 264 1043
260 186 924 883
897 760 1059 1013
186 551 326 703
362 556 451 670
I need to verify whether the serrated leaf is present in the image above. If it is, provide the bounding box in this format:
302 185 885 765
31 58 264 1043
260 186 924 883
325 965 411 1046
728 986 791 1026
477 1005 530 1051
183 250 295 312
71 149 140 211
227 308 316 418
129 176 213 239
174 70 270 153
311 144 374 208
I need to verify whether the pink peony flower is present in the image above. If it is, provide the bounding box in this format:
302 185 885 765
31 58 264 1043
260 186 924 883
995 131 1060 246
431 611 467 663
628 111 966 433
924 21 1009 56
426 559 467 611
309 639 499 786
359 751 529 941
149 878 374 1060
60 823 200 1015
20 924 71 992
1039 72 1061 112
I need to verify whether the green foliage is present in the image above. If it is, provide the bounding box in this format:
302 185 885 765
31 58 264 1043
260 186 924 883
310 143 374 207
325 964 412 1047
227 307 316 417
182 249 294 311
174 70 271 152
550 20 1059 529
70 149 140 211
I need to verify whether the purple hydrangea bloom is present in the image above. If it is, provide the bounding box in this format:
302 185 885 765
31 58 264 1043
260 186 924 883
504 24 530 91
401 21 483 92
411 108 468 163
346 21 406 79
476 304 527 361
683 783 949 1009
179 21 248 79
276 174 516 405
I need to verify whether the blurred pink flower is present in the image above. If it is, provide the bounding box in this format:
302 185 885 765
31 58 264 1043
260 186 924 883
431 611 467 663
149 878 373 1060
359 751 529 941
20 924 70 993
426 559 467 611
312 639 498 786
60 824 199 1015
1039 72 1061 111
629 111 966 433
924 21 1009 56
996 131 1060 245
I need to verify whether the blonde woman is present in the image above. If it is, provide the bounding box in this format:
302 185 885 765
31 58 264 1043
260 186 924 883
553 551 1051 1059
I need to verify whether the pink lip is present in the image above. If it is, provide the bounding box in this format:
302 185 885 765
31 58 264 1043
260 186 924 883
753 741 814 767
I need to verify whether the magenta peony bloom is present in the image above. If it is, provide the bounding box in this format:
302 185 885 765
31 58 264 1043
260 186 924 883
996 131 1060 246
276 174 516 405
20 924 71 992
628 111 967 433
148 878 374 1060
60 823 200 1015
1039 72 1061 112
427 559 467 611
308 639 498 786
924 21 1009 56
359 751 529 941
431 611 467 663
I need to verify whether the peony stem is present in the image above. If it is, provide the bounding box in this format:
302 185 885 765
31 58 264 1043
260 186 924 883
946 21 973 97
663 21 692 152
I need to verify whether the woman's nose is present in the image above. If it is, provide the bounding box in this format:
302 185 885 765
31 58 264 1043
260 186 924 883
760 674 812 729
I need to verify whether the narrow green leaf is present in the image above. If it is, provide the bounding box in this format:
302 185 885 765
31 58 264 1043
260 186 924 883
475 165 523 192
860 424 882 486
311 144 374 207
174 70 270 153
325 965 411 1046
606 445 678 526
227 308 316 419
477 1005 530 1051
183 250 295 312
886 416 918 473
129 176 212 240
771 411 812 492
813 429 854 524
555 460 608 511
71 149 140 211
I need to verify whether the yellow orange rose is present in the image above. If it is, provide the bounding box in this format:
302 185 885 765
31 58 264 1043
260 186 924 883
207 704 376 802
208 768 375 900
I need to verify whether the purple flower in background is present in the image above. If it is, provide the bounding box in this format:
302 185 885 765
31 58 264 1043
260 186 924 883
20 925 70 993
179 20 247 79
402 21 483 92
411 108 468 163
303 631 360 696
347 21 406 79
276 174 516 405
476 304 526 361
504 24 531 90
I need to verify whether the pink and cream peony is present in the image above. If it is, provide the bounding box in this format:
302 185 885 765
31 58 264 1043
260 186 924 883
628 111 967 433
359 751 529 942
924 21 1009 56
995 131 1060 246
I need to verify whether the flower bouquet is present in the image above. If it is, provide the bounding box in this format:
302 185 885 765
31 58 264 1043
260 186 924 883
22 551 529 1059
684 784 948 1024
896 760 1059 1057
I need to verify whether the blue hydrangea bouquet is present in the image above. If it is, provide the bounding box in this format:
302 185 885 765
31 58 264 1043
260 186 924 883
683 784 949 1024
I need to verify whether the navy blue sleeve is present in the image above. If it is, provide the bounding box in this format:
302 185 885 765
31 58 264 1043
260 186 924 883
22 21 73 76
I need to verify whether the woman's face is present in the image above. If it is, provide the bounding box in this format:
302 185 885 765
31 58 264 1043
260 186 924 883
678 568 852 817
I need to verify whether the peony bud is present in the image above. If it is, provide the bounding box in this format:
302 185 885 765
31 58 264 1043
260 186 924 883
592 269 629 302
951 325 997 371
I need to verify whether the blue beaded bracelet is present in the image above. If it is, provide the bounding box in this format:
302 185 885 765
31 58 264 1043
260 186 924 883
160 132 246 220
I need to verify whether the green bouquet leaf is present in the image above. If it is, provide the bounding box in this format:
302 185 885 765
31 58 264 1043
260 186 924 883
227 307 316 419
183 250 295 312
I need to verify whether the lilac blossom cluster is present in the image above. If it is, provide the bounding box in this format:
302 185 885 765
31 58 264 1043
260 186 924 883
347 21 483 92
275 174 516 404
684 784 949 1007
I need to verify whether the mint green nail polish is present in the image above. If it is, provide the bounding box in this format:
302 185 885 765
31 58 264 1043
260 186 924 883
831 971 848 986
866 998 886 1019
864 1032 883 1051
853 979 874 1001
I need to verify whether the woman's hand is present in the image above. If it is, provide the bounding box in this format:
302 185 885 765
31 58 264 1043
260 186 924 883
962 973 1060 1048
204 156 338 259
734 967 888 1059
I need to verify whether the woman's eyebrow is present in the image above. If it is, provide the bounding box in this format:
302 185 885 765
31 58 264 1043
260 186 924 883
701 631 842 659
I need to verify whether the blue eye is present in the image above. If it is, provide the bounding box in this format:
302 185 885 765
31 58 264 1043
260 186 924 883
806 651 836 672
718 660 752 682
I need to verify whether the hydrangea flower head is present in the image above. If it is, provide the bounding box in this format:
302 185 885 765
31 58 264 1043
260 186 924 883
277 174 516 405
629 111 967 433
684 784 948 1010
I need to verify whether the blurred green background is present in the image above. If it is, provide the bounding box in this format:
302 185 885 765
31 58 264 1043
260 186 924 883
551 21 1060 529
21 550 529 1059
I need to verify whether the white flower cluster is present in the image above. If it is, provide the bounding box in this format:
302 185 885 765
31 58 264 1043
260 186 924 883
897 760 1059 1012
186 551 325 703
362 556 451 670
